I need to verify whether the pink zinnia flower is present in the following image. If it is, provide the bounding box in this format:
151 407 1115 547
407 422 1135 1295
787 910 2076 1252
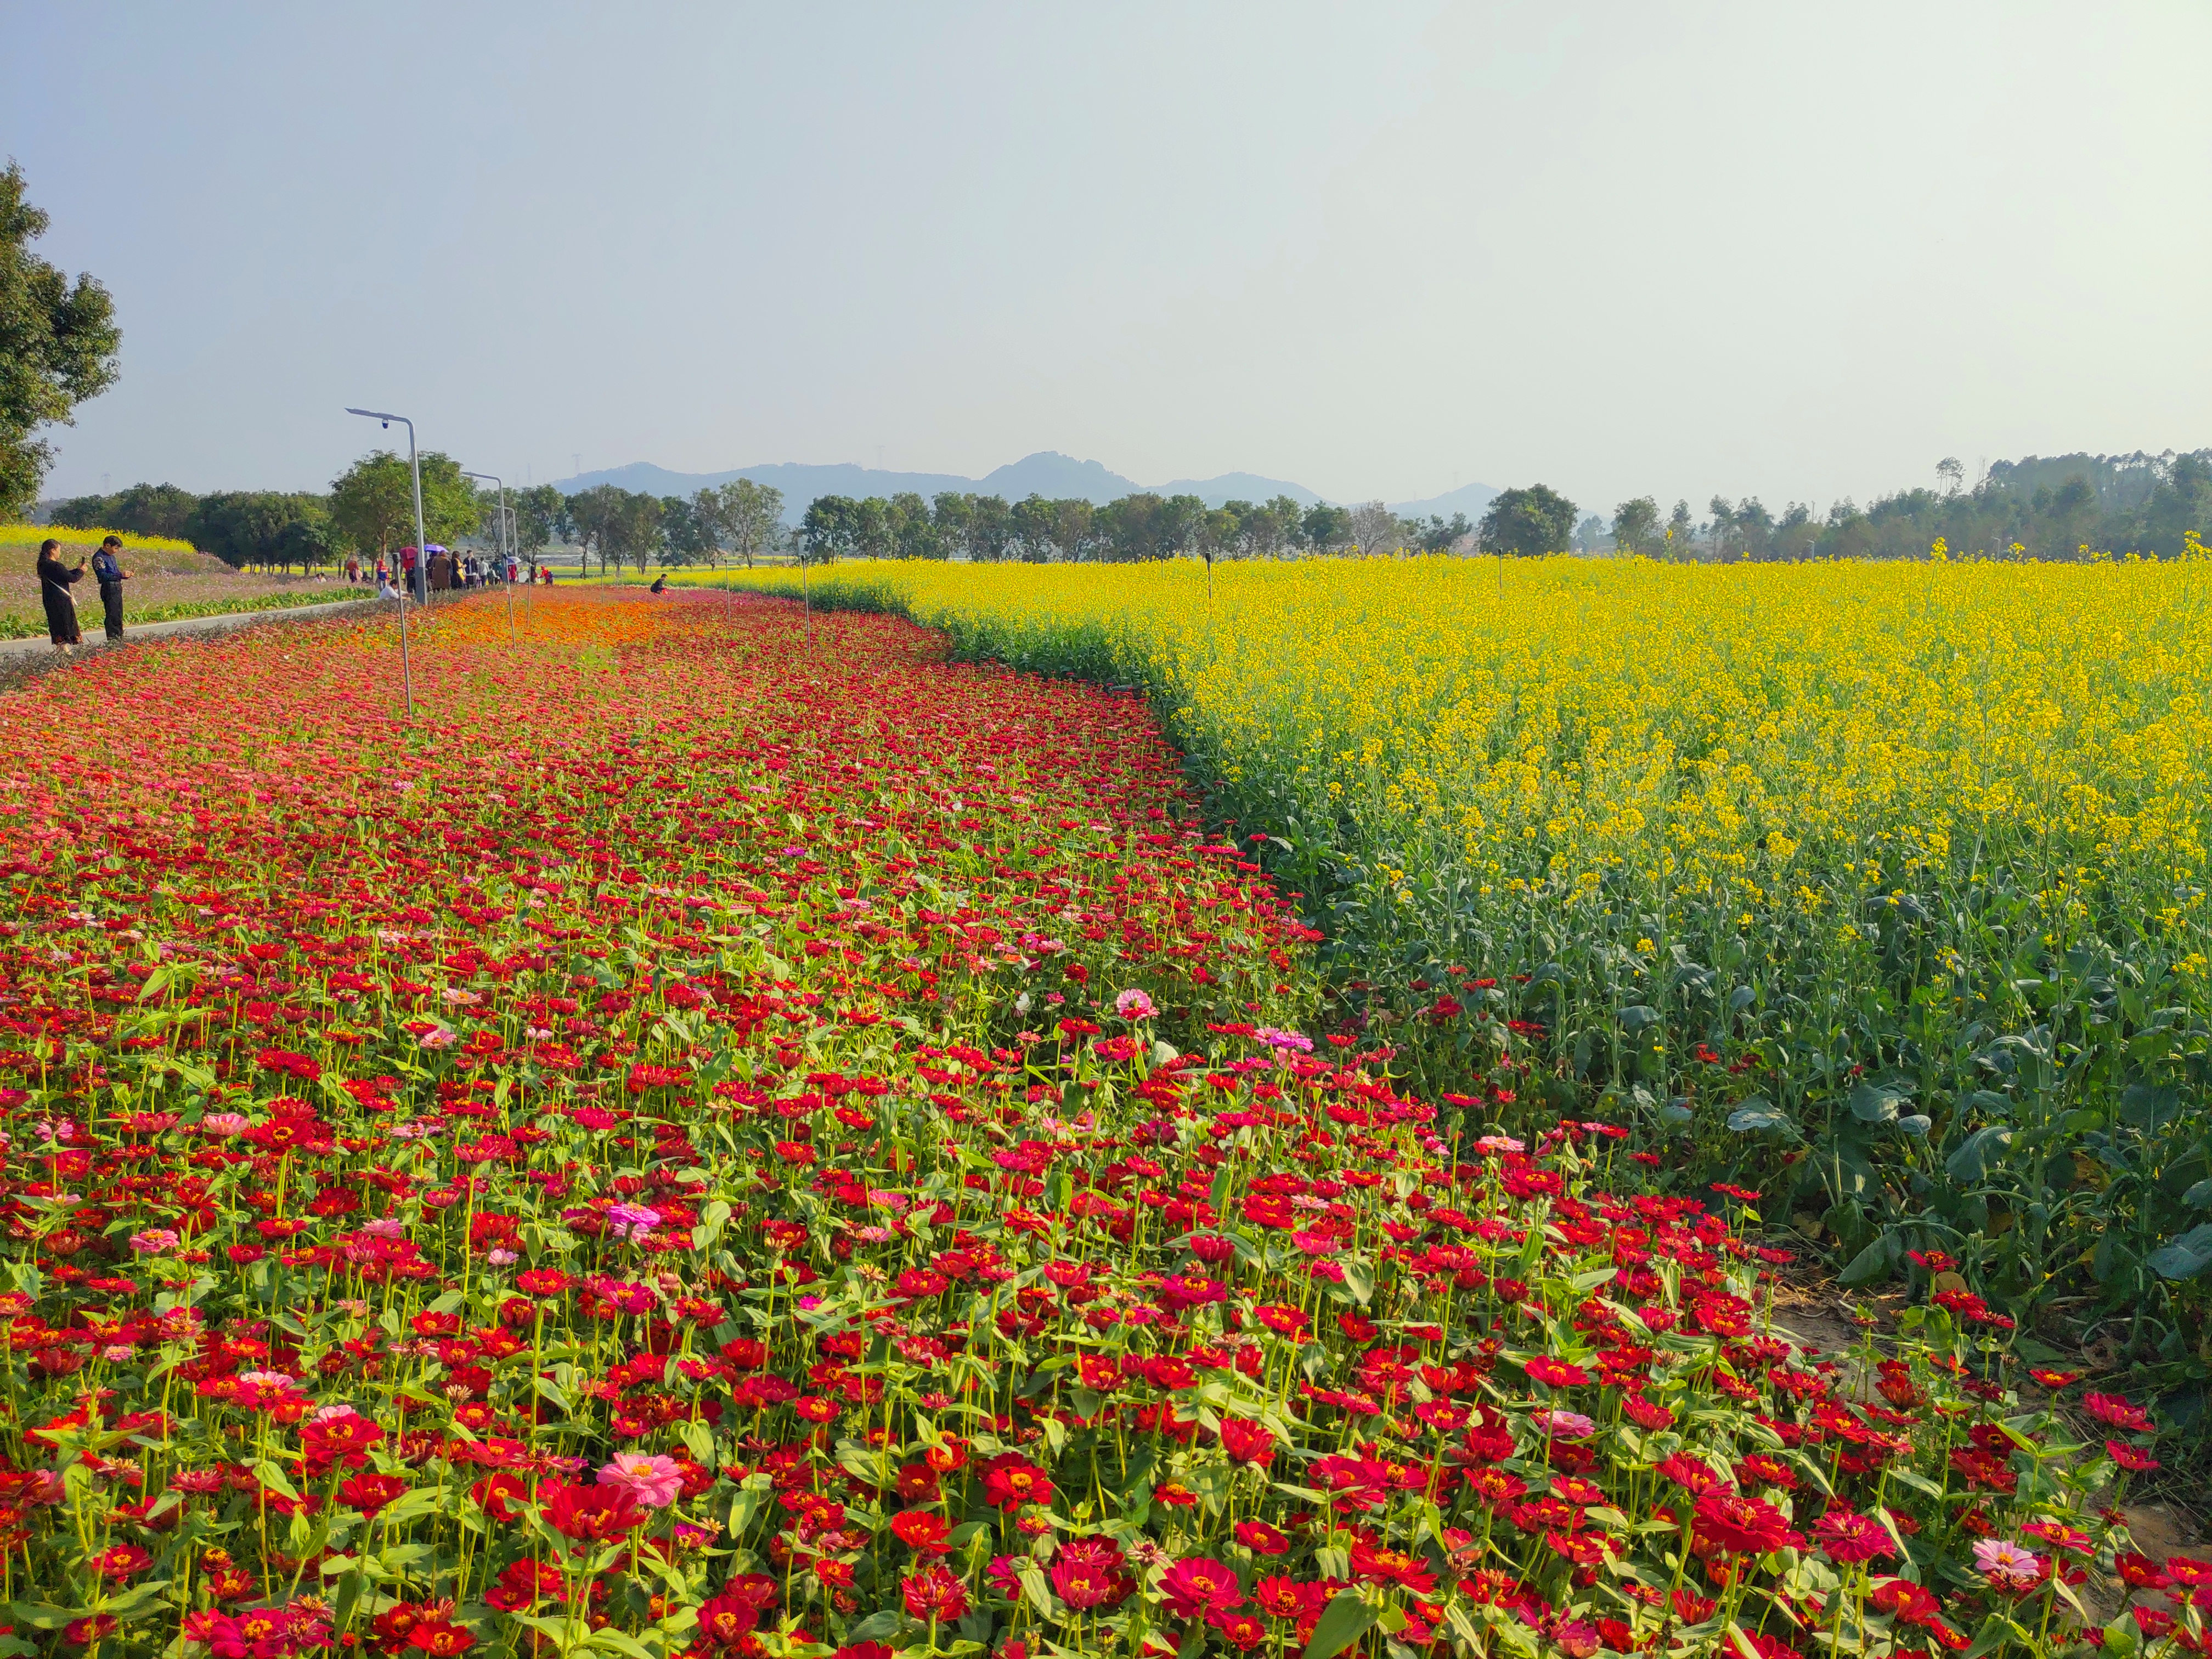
1972 1538 2045 1591
1531 1408 1598 1440
598 1452 684 1509
1115 988 1156 1019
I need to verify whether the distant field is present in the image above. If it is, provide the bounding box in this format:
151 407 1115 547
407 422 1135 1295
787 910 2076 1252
0 523 202 558
0 537 366 635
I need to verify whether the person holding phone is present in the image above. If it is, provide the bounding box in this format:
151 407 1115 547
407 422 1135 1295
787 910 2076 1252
90 535 127 641
35 538 84 653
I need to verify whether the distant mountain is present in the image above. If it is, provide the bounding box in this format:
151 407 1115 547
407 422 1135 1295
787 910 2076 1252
557 453 1136 524
979 454 1140 501
1390 481 1500 522
1155 472 1327 508
558 461 977 521
554 452 1497 527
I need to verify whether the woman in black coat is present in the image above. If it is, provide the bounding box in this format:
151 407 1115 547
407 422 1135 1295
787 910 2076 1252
35 539 84 652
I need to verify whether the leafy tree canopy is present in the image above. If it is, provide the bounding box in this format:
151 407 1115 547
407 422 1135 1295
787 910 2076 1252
329 449 479 557
1477 484 1579 557
0 162 120 517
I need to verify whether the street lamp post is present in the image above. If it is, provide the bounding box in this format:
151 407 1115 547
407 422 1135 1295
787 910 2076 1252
461 470 517 644
345 407 421 718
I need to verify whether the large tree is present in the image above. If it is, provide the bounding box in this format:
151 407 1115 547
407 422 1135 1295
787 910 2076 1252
1611 495 1661 556
1010 493 1057 562
510 483 566 571
659 493 716 566
329 449 478 558
887 491 940 559
1 163 121 517
1349 500 1401 557
712 478 783 567
1052 497 1097 562
966 494 1014 561
569 486 662 573
1416 511 1471 552
800 495 858 562
567 485 618 572
1301 501 1352 553
931 493 973 560
1477 484 1578 557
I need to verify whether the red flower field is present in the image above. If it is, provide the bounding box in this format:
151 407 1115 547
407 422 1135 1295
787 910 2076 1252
0 591 2170 1659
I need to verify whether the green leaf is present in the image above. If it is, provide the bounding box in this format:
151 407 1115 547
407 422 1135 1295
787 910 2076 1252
7 1605 80 1632
253 1458 300 1500
1848 1080 1909 1124
1339 1260 1374 1306
1302 1592 1380 1659
727 1473 774 1541
376 1486 442 1527
1725 1097 1792 1135
2148 1223 2212 1280
1944 1126 2012 1183
2121 1083 2182 1130
586 1629 661 1659
1838 1233 1897 1286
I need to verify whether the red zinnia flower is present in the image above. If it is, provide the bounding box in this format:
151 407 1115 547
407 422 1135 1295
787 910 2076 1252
1693 1489 1802 1556
1814 1509 1896 1565
900 1564 970 1622
539 1479 642 1541
1219 1418 1277 1467
1160 1558 1243 1621
890 1510 952 1554
408 1622 475 1658
979 1452 1053 1512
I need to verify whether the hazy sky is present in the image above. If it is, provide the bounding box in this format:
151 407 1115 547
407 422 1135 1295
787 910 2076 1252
7 2 2209 514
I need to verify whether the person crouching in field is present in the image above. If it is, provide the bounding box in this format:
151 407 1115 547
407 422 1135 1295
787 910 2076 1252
91 535 127 641
35 539 84 653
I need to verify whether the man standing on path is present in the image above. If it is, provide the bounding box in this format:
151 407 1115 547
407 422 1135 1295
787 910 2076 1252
91 535 127 642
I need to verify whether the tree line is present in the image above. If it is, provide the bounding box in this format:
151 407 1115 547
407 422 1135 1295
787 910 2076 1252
1599 450 2212 563
43 449 2211 576
48 469 792 577
792 490 1486 564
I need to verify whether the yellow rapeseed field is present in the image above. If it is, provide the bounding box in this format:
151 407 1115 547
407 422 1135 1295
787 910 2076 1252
726 553 2212 935
0 523 200 554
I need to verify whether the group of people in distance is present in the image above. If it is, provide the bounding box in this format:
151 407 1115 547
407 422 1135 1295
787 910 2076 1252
343 548 556 601
27 536 560 656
